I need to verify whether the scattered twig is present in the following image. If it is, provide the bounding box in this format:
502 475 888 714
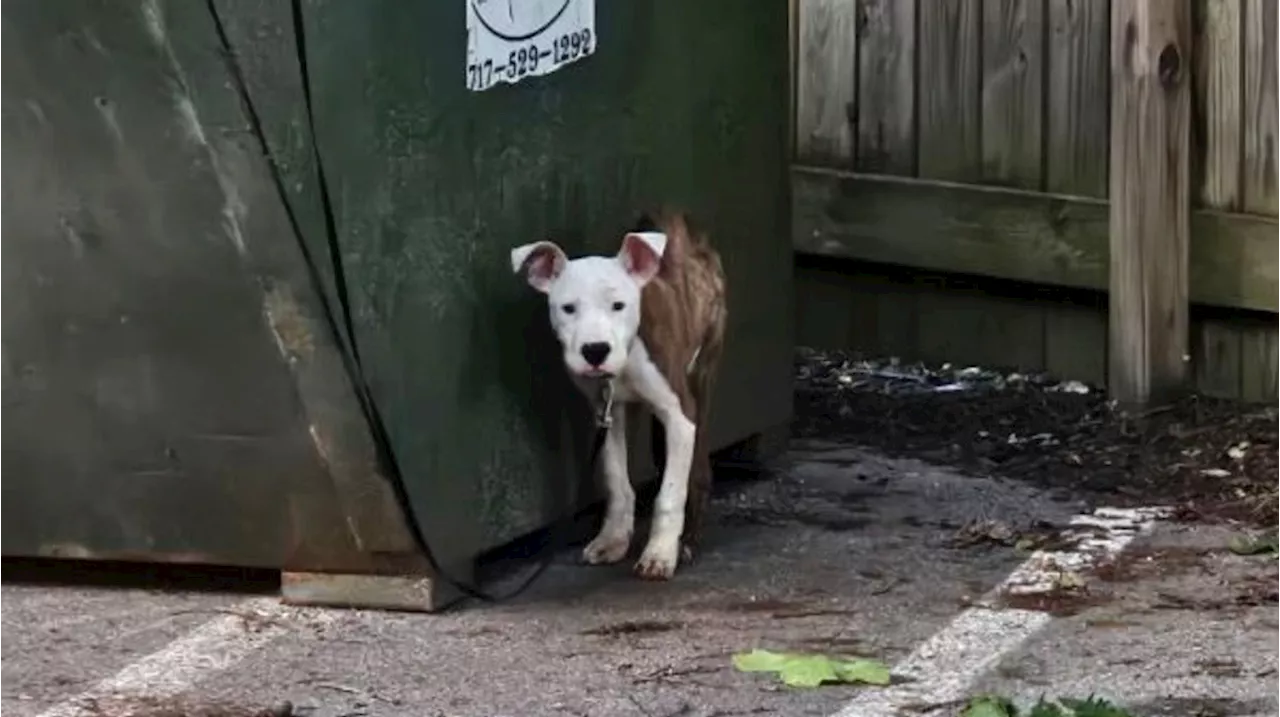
625 694 654 717
582 620 684 637
870 576 905 595
312 683 396 705
626 694 692 717
166 607 289 630
895 698 966 715
632 664 721 685
314 683 363 696
769 608 859 620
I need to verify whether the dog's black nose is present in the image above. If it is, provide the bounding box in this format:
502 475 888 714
580 342 611 368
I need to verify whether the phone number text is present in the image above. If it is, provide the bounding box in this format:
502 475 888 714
467 27 593 91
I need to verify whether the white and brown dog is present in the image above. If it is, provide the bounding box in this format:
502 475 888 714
511 209 727 580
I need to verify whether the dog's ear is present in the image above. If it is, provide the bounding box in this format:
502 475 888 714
511 241 568 293
617 232 667 286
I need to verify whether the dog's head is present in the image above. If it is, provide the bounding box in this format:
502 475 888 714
511 231 667 378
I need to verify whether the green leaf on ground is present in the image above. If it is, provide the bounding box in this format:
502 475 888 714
1026 701 1065 717
1228 532 1278 556
961 695 1135 717
730 649 890 688
1057 696 1135 717
961 695 1018 717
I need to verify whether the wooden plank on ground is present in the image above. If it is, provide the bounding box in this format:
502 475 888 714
1193 319 1243 398
795 0 859 166
282 572 445 612
1046 0 1110 197
1194 0 1243 210
981 0 1045 189
918 0 982 180
790 169 1278 312
1243 0 1278 215
856 0 916 175
1108 0 1193 406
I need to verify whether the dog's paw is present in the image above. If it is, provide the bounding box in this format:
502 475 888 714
633 543 680 581
582 531 631 565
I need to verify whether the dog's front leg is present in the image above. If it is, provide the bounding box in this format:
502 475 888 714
583 402 633 564
635 401 695 579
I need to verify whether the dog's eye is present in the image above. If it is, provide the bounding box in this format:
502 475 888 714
561 303 577 315
611 301 625 312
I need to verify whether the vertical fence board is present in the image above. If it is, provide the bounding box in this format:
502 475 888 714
869 279 920 360
1195 0 1243 210
842 275 920 359
981 0 1046 189
1046 0 1110 197
856 0 917 175
796 0 859 166
1108 0 1193 406
1240 323 1280 402
916 292 1047 371
1045 304 1108 387
789 0 1276 404
918 0 982 180
1193 319 1244 398
1243 0 1278 215
795 265 860 351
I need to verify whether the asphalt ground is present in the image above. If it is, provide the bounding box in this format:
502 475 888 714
5 440 1274 717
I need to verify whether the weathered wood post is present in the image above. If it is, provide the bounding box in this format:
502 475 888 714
1108 0 1193 407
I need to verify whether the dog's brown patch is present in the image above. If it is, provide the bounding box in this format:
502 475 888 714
635 209 728 555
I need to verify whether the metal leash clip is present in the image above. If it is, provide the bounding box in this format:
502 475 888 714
595 379 616 429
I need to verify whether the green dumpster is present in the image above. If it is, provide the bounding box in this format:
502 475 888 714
1 0 792 610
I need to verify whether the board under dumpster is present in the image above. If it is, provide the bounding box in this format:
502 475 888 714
1 0 792 610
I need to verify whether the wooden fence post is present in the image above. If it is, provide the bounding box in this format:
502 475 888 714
1108 0 1193 407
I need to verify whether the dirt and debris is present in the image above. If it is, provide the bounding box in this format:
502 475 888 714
580 620 685 637
1128 696 1275 717
948 518 1073 552
1146 575 1280 611
1193 657 1245 678
1092 544 1213 584
793 349 1279 528
994 584 1112 617
57 696 293 717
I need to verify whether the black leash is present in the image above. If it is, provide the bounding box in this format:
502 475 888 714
206 0 605 609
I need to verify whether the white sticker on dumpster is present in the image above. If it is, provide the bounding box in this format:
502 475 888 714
465 0 595 92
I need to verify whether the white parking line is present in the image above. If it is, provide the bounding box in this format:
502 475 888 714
35 597 328 717
830 506 1169 717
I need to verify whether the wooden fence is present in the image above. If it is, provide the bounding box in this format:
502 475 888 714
790 0 1278 403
